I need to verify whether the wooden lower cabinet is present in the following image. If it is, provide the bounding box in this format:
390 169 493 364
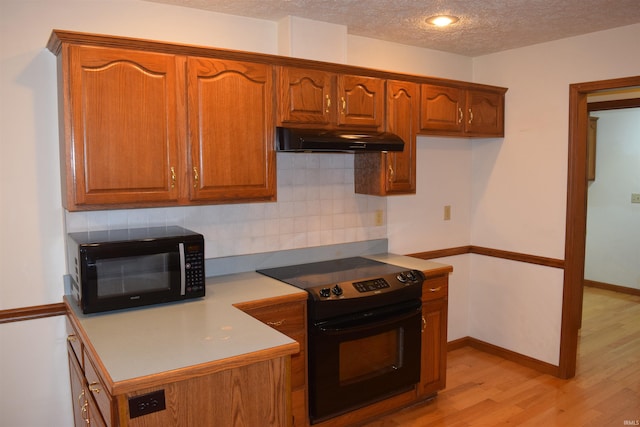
65 316 291 427
237 298 308 427
418 275 449 396
68 345 107 427
65 276 447 427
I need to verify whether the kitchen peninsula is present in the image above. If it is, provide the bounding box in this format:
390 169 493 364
65 254 452 427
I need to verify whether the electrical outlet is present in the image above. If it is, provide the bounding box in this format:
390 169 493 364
444 205 451 221
129 390 166 418
374 209 384 226
632 193 640 204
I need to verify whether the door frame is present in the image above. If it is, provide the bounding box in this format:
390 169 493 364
559 75 640 379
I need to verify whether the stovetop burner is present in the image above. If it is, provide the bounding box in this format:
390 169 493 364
256 257 405 290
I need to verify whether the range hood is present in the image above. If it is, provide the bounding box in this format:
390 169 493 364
276 127 404 153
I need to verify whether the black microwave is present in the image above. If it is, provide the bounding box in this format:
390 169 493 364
67 226 205 314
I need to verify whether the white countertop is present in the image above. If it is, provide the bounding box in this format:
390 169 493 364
67 254 451 392
68 272 306 388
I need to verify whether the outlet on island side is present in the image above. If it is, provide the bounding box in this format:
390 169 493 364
444 205 451 221
631 193 640 204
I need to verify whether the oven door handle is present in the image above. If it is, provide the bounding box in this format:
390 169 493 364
315 303 421 334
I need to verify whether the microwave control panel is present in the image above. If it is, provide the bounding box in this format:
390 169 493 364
184 249 205 295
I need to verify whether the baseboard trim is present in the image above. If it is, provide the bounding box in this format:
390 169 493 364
448 336 560 377
584 280 640 296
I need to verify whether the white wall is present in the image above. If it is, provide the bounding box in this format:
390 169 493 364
470 23 640 364
3 0 639 422
585 108 640 290
0 2 473 425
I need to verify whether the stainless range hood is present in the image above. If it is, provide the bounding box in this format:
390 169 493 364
276 127 404 153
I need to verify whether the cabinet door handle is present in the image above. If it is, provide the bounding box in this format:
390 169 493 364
193 167 199 189
458 107 463 124
81 401 89 424
266 319 285 327
421 316 426 332
388 164 394 183
468 108 474 124
170 166 176 189
341 96 346 114
67 334 77 342
325 94 331 113
89 381 101 394
429 286 442 293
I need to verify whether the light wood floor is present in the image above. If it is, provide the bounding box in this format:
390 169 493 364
361 287 640 426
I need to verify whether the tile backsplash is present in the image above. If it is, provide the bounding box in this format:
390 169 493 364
65 153 387 259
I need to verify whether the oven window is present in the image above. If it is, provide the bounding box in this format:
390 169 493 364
95 253 171 298
339 328 403 386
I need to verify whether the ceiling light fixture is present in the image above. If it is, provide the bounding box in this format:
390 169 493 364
425 15 460 27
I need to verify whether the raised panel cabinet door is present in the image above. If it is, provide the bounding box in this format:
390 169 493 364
385 80 417 194
68 346 88 427
464 89 505 136
187 57 276 202
66 45 182 209
277 66 333 126
419 84 465 133
418 298 448 397
354 80 417 196
336 75 385 130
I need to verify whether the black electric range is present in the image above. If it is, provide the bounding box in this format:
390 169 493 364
257 256 424 321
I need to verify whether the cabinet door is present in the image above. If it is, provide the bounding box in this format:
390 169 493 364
354 80 417 196
68 345 88 427
385 80 417 194
336 75 385 130
464 89 505 136
66 45 182 209
277 66 333 126
419 84 465 133
188 57 276 202
418 298 448 397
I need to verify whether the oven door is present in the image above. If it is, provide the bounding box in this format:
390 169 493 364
308 299 422 423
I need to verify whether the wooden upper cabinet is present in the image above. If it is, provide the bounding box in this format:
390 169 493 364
336 74 385 130
64 45 183 209
464 89 505 136
277 66 332 126
187 57 276 202
420 84 505 137
419 85 465 134
277 66 385 131
53 36 276 210
355 80 417 196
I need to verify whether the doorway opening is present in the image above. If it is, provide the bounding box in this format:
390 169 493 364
559 75 640 379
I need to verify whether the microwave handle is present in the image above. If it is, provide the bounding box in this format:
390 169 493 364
179 243 186 295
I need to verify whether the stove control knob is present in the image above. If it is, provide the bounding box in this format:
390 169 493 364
319 288 331 298
406 270 416 281
332 284 343 296
396 272 408 283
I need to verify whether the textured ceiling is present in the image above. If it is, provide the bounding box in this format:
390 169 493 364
143 0 640 56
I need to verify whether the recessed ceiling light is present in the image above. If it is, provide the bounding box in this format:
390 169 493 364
425 15 460 27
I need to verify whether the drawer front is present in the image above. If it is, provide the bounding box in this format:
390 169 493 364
66 317 83 368
83 350 112 426
422 276 448 301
